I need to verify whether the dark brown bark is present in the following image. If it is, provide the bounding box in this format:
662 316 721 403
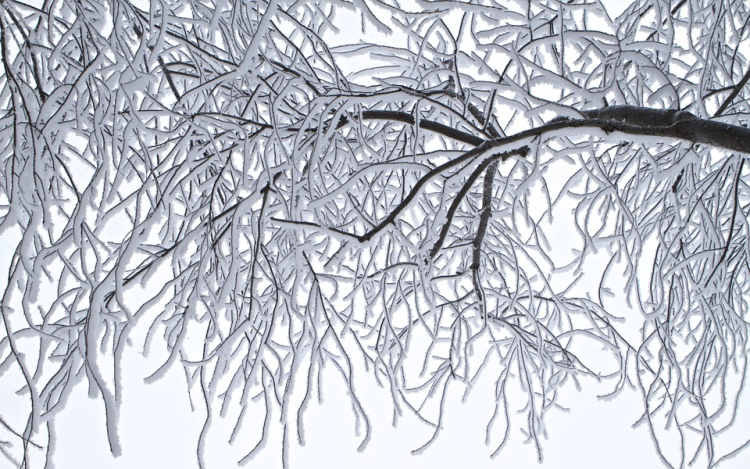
360 105 750 156
491 106 750 155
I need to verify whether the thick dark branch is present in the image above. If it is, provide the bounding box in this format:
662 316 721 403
579 106 696 126
359 110 485 146
279 105 750 249
471 160 499 271
430 155 499 258
467 100 502 139
361 105 750 161
671 0 687 14
470 159 499 325
274 145 530 244
355 146 528 243
526 106 750 155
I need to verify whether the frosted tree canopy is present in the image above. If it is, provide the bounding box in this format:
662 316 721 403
1 1 749 468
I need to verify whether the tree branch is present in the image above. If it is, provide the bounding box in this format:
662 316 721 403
430 155 500 258
357 104 750 162
471 159 500 325
274 145 530 244
280 105 750 250
531 106 750 155
714 65 750 117
358 110 485 146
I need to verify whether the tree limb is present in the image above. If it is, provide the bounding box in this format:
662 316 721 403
518 106 750 155
357 110 485 146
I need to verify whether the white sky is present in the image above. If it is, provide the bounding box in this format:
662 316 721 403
600 0 634 18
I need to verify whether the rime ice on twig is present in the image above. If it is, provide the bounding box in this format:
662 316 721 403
0 1 749 468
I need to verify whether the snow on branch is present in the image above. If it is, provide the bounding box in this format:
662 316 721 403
0 1 749 468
